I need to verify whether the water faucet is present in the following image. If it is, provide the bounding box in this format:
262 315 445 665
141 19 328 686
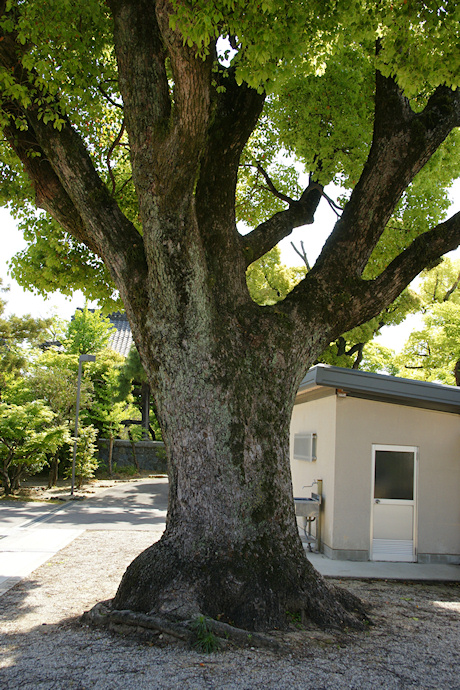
302 480 317 489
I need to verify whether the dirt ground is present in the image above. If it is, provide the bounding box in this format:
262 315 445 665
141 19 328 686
1 475 460 687
1 522 459 689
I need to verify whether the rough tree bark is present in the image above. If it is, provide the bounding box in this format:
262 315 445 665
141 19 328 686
0 0 459 632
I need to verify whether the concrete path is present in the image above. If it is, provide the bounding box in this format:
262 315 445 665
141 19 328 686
0 477 168 596
307 552 459 582
1 476 458 598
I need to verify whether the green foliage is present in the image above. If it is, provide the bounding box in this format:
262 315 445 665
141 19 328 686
0 0 116 130
87 349 129 439
0 400 70 494
65 306 115 355
169 1 459 94
0 0 458 318
23 350 92 421
65 424 99 488
267 42 374 187
418 258 460 306
0 278 51 396
110 462 137 477
117 345 162 440
359 342 400 377
246 246 306 305
191 616 222 653
396 259 460 385
15 332 132 483
397 302 460 385
8 215 123 311
117 346 148 398
365 131 460 277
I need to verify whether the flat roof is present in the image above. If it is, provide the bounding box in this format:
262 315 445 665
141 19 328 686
297 365 460 415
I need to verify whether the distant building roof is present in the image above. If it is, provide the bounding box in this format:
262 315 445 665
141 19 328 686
297 364 460 415
107 311 133 357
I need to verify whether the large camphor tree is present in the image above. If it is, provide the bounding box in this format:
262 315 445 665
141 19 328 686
0 0 459 632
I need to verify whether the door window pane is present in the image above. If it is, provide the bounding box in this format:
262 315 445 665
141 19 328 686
374 450 414 500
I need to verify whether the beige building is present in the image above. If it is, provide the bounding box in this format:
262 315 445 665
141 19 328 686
290 365 460 564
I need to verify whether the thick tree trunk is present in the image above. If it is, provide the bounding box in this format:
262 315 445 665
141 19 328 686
113 338 364 631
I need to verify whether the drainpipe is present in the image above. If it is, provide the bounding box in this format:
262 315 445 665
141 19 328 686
316 478 323 553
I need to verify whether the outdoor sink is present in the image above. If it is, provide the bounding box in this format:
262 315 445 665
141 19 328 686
294 495 321 519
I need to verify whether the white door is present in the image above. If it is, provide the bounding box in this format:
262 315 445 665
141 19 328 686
371 445 417 562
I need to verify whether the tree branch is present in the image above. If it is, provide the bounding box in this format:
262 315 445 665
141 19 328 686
106 120 126 196
313 72 460 281
355 211 460 327
241 183 323 265
443 270 460 301
278 210 460 358
0 9 148 316
97 83 124 110
291 241 310 271
194 67 265 275
109 0 171 177
256 164 294 204
3 121 97 254
110 0 216 206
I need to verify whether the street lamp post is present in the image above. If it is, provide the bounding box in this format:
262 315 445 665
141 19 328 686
71 354 96 496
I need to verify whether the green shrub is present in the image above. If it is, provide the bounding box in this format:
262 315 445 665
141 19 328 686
65 424 99 488
0 401 70 495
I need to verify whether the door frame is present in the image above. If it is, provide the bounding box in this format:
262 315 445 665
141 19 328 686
370 444 418 562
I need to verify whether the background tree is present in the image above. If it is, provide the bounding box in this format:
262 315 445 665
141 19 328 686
0 278 51 398
12 308 127 484
0 0 459 635
24 349 94 485
64 423 99 489
397 259 460 385
86 348 132 474
118 344 162 441
65 305 115 355
0 400 70 495
246 246 307 306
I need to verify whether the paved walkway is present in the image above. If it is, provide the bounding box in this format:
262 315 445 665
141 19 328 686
0 476 458 597
0 478 168 596
307 552 459 581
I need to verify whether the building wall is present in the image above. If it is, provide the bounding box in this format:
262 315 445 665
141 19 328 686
97 439 167 473
290 391 337 552
333 396 460 562
291 391 460 562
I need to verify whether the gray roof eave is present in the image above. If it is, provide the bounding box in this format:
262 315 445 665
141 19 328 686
297 364 460 414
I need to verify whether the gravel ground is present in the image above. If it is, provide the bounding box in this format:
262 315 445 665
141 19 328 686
1 529 459 689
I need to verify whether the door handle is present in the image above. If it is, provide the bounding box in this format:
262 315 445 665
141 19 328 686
374 499 380 504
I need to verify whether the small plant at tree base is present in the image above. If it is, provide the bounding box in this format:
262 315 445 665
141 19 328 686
286 610 304 629
191 616 222 653
65 424 99 488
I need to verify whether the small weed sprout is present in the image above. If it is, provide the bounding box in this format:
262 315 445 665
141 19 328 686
191 616 221 653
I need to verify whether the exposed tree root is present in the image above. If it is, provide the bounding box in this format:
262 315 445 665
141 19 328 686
82 600 283 651
82 581 371 653
109 535 371 635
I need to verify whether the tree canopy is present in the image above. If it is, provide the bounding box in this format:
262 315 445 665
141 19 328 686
1 1 459 308
0 277 51 395
0 0 459 636
396 258 460 385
